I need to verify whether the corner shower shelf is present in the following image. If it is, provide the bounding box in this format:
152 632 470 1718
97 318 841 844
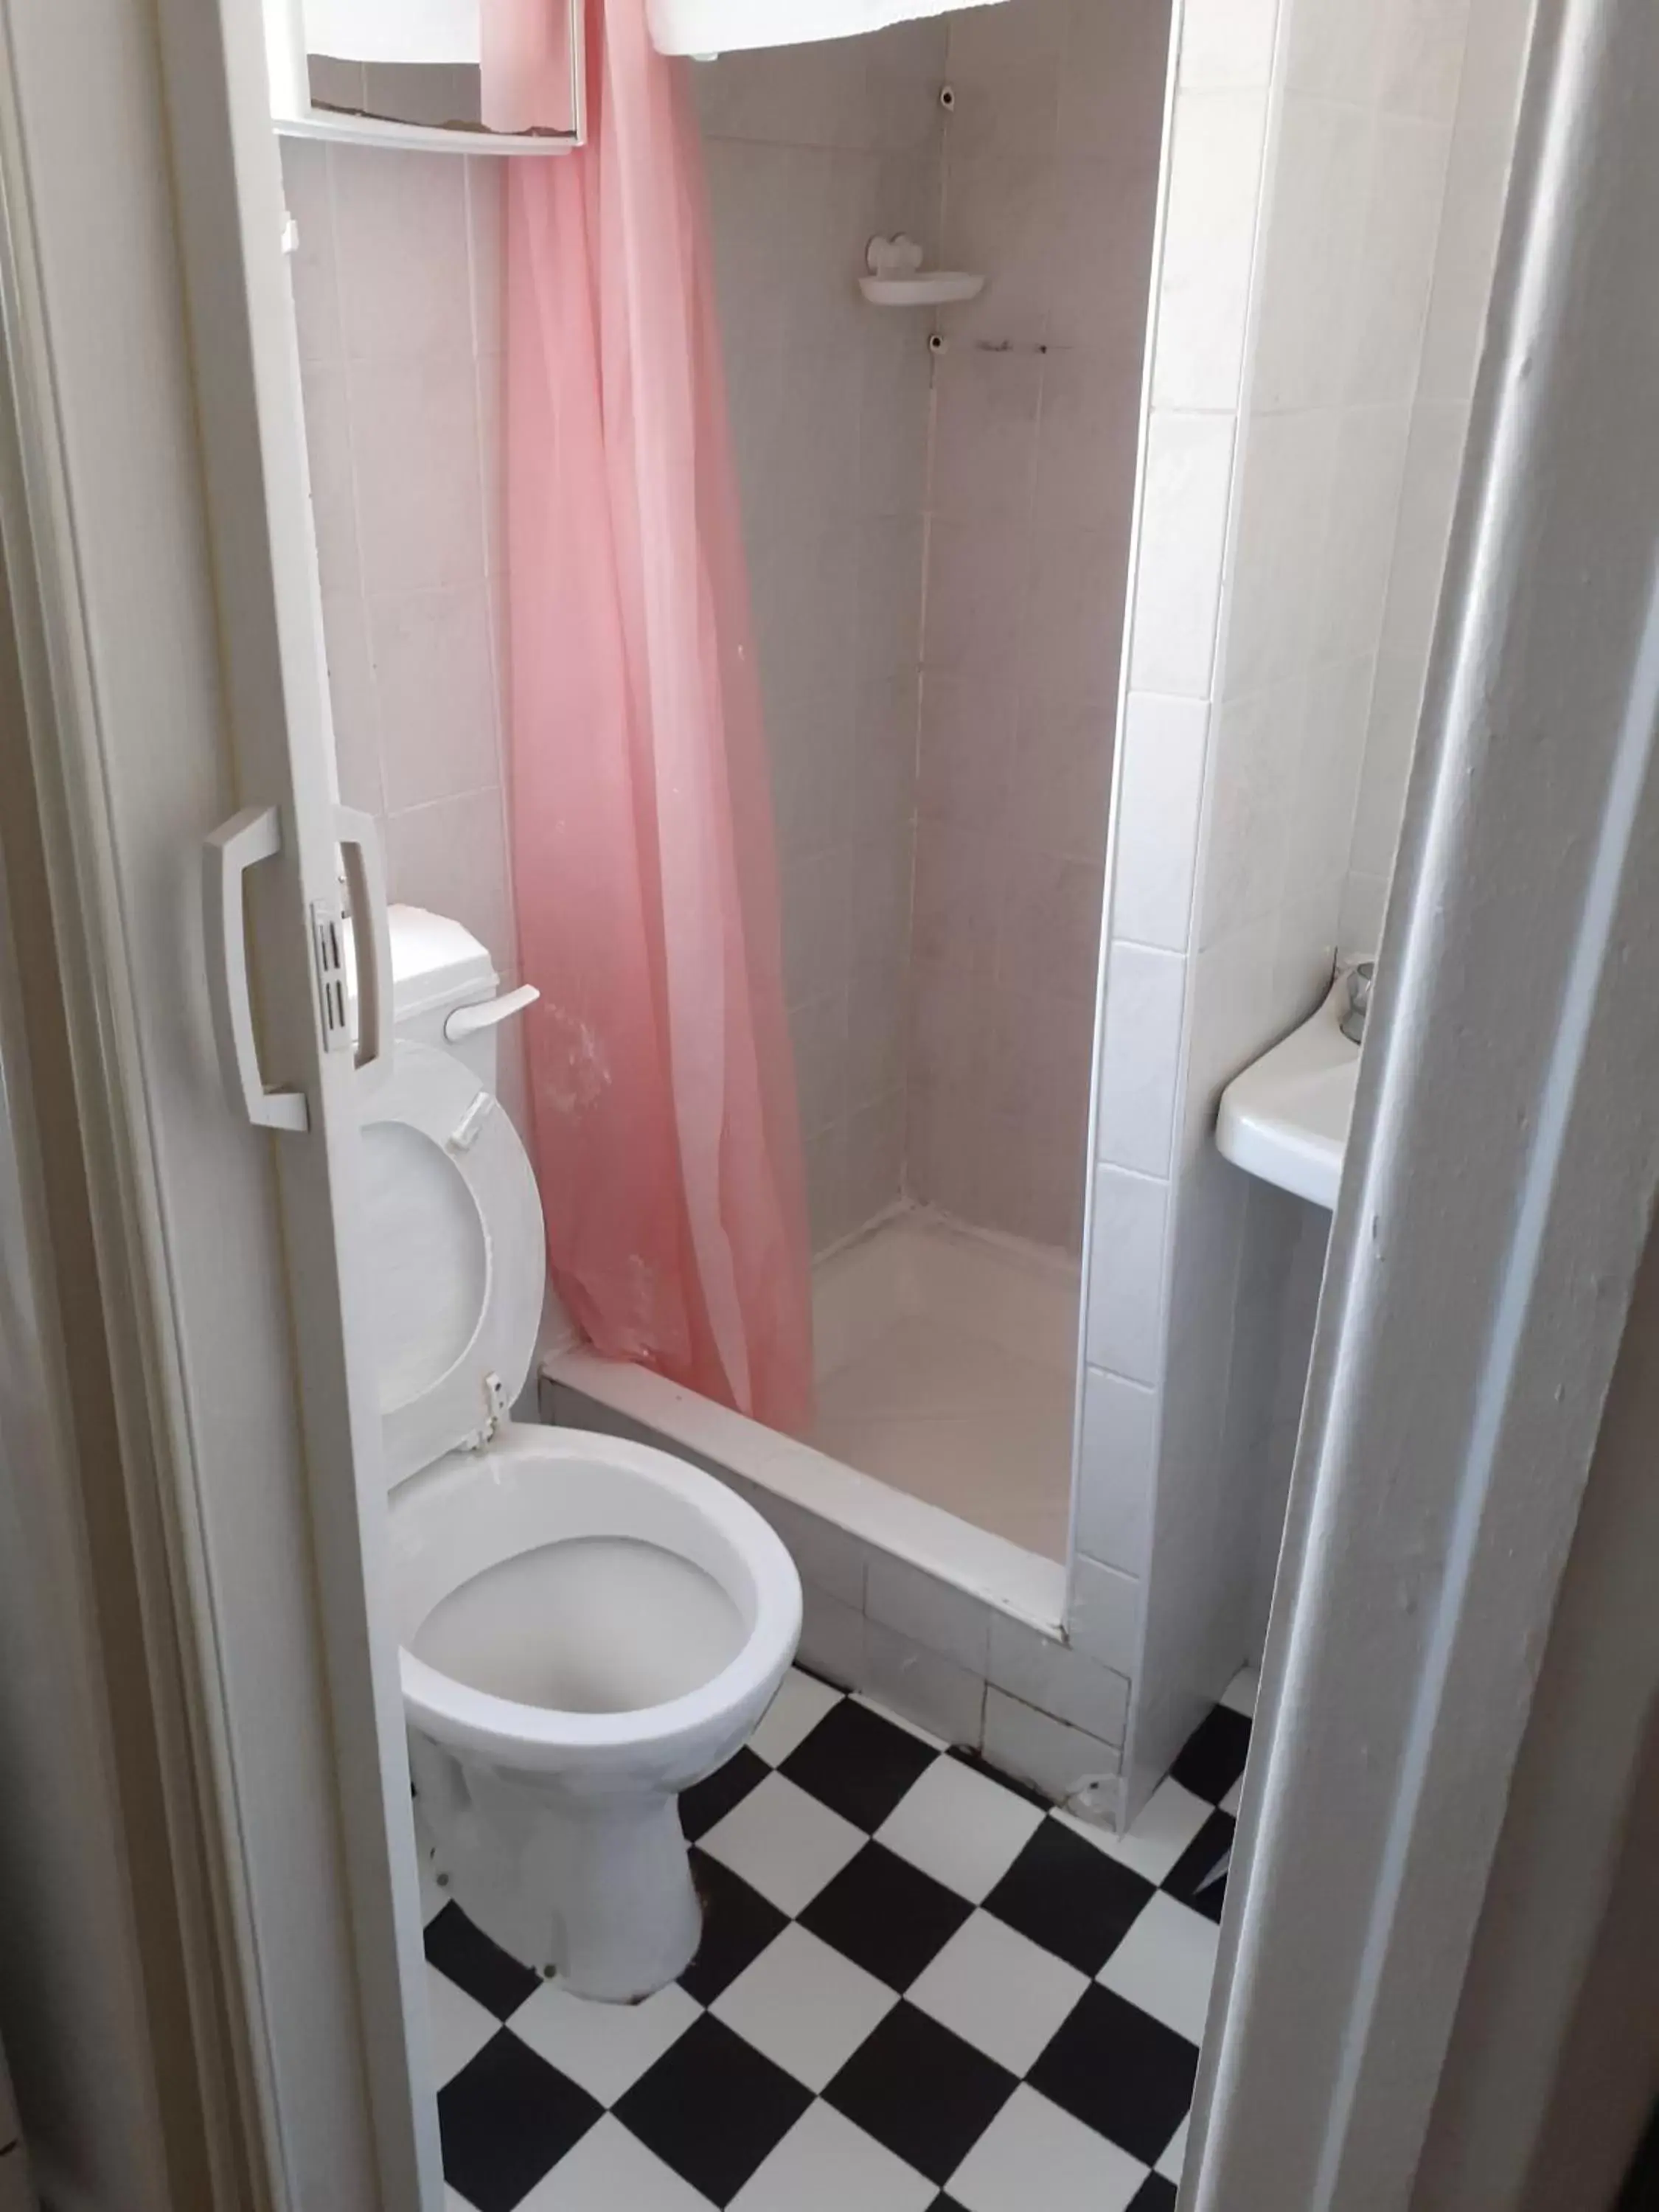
1216 975 1360 1211
860 270 986 307
860 234 983 309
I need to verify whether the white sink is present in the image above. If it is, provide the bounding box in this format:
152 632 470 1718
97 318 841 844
1216 977 1360 1211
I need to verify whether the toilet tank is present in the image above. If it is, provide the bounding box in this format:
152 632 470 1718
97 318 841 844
349 905 504 1088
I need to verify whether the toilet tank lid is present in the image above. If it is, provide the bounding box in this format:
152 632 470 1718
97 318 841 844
345 904 499 1029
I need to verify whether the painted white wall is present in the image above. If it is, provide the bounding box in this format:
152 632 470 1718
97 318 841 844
1074 0 1534 1815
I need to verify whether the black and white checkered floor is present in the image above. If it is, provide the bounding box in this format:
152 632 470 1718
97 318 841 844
421 1666 1255 2212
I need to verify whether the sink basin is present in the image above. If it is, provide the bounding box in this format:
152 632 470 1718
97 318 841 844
1216 977 1360 1210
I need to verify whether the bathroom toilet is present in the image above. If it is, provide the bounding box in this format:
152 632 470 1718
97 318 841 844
360 906 801 2003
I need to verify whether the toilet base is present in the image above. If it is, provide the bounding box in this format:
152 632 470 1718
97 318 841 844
409 1733 703 2003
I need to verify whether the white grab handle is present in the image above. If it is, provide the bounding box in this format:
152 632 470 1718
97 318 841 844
445 984 540 1043
201 804 310 1133
337 806 394 1093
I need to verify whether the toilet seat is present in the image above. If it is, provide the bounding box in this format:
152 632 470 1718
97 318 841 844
361 1042 544 1483
390 1423 801 1773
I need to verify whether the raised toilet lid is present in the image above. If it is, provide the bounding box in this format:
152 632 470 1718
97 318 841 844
361 1041 544 1486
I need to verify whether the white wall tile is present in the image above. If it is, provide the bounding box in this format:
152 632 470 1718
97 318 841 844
866 1554 992 1676
1094 943 1186 1176
330 145 472 364
1110 692 1208 950
864 1621 987 1747
982 1686 1121 1804
1152 88 1270 411
1178 0 1278 89
384 787 512 972
1342 115 1455 408
1127 411 1237 697
1084 1165 1169 1383
799 1583 868 1690
369 585 500 810
987 1614 1130 1744
1075 1365 1157 1573
1069 1554 1142 1676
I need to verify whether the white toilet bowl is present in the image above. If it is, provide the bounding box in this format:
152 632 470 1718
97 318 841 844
357 907 802 2003
392 1424 800 2000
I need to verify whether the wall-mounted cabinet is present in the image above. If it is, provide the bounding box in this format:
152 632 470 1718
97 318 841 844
263 0 585 153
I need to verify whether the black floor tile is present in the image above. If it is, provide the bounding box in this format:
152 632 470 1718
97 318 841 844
424 1902 540 2020
945 1743 1051 1809
984 1819 1158 1975
1169 1705 1251 1804
438 2031 600 2212
613 2014 811 2205
1029 1985 1199 2166
1128 2177 1178 2211
1162 1810 1236 1924
824 2001 1016 2186
799 1840 974 1992
782 1697 939 1831
681 1848 789 2005
680 1746 768 1843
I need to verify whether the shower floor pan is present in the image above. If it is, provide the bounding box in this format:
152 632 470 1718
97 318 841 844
541 1210 1077 1637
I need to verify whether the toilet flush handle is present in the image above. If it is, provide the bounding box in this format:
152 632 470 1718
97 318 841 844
445 984 540 1043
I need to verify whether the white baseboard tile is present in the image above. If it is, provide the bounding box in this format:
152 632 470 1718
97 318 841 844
1067 1554 1142 1679
988 1612 1130 1745
982 1686 1123 1811
797 1582 866 1690
865 1553 993 1677
863 1620 988 1749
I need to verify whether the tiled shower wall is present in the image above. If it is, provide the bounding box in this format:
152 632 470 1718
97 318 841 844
1074 0 1534 1819
906 0 1168 1252
694 29 947 1254
284 142 512 975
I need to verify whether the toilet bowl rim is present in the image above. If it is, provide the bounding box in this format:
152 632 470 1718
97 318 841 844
392 1421 804 1768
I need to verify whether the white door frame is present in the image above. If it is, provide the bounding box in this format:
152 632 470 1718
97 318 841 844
4 0 1655 2209
1193 0 1659 2203
0 0 437 2202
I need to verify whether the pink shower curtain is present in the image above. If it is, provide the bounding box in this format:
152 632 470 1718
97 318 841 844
501 0 814 1432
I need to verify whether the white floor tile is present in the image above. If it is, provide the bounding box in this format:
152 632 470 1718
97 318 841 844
947 2085 1148 2212
515 2115 712 2208
1220 1666 1258 1716
1058 1774 1212 1886
875 1754 1045 1902
1096 1891 1220 2044
908 1912 1088 2076
712 1924 897 2092
728 2098 936 2212
1156 2114 1189 2183
749 1668 843 1767
700 1772 866 1916
509 1977 700 2105
445 2188 480 2211
1220 1775 1242 1816
425 1965 496 2087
